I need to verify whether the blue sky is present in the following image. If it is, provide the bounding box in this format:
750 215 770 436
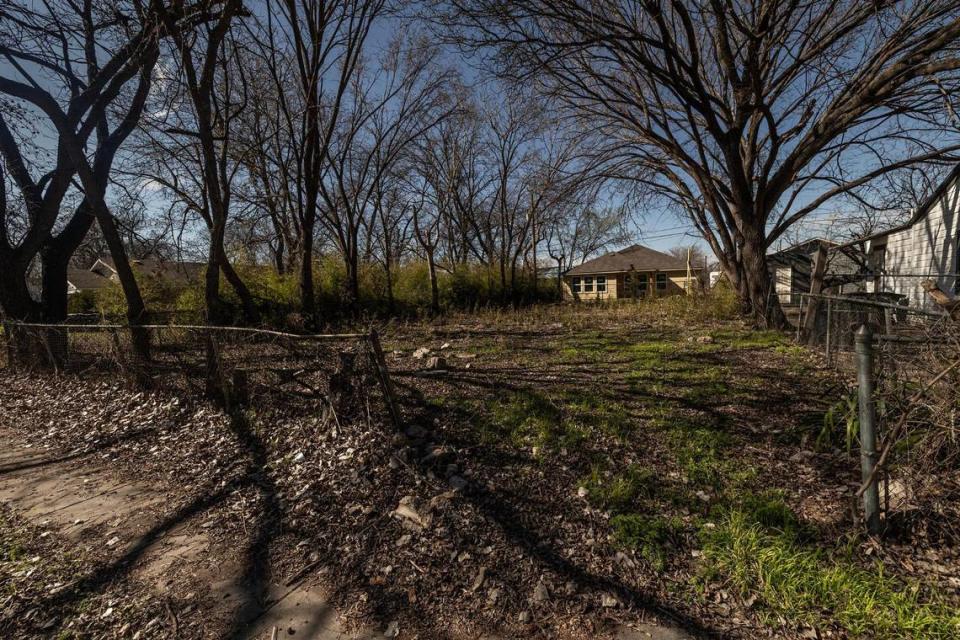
4 2 922 266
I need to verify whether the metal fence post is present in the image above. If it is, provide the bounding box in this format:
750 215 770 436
795 296 804 342
825 298 833 363
855 324 881 534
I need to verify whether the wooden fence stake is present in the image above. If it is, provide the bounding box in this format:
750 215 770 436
803 244 829 343
368 329 402 430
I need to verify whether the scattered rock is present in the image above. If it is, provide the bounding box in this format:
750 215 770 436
392 496 431 529
518 610 531 623
422 445 450 463
429 490 457 510
577 486 589 498
696 335 715 343
439 342 451 350
531 580 550 603
454 353 477 360
614 551 636 568
471 567 487 591
425 356 447 371
412 347 430 359
601 593 620 608
384 620 400 637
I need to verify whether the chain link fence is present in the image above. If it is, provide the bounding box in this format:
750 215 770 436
798 289 960 535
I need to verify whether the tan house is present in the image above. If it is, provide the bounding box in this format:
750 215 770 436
563 244 700 301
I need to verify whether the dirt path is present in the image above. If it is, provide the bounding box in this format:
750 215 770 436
0 428 376 640
0 426 693 639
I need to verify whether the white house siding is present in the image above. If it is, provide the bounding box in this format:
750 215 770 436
869 175 960 309
775 266 792 303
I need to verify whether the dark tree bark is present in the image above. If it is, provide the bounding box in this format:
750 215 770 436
0 1 167 341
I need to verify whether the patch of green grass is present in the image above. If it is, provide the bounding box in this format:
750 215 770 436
489 390 565 449
580 464 657 512
564 391 635 439
700 504 960 638
669 425 733 488
708 329 789 350
611 514 685 569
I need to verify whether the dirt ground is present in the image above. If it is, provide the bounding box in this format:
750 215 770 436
0 304 958 639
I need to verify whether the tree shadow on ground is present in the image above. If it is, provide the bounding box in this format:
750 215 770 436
390 380 729 639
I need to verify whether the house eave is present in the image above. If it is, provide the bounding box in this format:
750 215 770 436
564 267 703 277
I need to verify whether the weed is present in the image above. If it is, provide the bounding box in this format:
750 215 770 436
818 390 859 453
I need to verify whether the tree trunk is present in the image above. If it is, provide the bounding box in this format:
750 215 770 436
219 251 257 324
96 212 150 359
298 226 316 324
555 257 564 299
499 256 508 304
40 251 70 323
205 234 224 325
345 249 361 311
384 258 395 314
740 231 787 330
427 249 440 314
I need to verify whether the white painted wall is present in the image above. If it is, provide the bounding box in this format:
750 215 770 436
869 173 960 309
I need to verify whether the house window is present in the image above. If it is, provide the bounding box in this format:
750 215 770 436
656 273 667 290
571 277 581 293
584 276 594 292
637 274 648 293
596 276 606 293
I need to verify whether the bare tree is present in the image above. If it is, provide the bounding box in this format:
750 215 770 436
317 33 454 307
246 0 388 323
0 1 166 328
545 198 629 293
155 0 258 324
443 0 960 327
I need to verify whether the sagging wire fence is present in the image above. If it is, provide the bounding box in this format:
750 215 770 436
1 322 402 431
799 290 960 535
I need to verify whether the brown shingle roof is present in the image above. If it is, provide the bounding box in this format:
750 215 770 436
67 267 110 291
96 256 206 285
566 244 694 275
